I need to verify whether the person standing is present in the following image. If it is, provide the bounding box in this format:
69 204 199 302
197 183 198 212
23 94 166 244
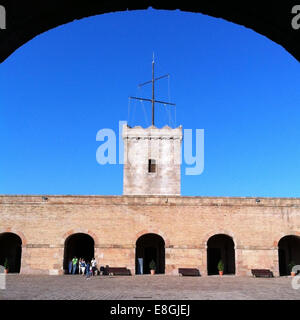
78 258 82 274
72 256 78 274
81 259 86 275
91 257 97 276
68 259 73 274
86 261 91 279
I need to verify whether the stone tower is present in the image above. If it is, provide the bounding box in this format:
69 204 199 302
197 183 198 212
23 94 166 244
122 124 182 195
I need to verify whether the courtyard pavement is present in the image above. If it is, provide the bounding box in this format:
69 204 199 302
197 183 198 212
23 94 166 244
0 274 300 300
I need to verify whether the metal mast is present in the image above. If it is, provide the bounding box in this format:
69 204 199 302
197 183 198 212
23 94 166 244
152 54 155 125
129 54 175 126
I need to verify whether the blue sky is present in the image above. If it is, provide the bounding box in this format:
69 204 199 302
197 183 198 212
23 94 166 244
0 9 299 197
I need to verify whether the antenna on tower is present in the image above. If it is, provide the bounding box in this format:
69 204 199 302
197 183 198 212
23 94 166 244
129 55 175 126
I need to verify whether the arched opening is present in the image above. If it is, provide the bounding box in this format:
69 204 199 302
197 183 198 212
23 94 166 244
207 234 235 275
63 233 94 274
0 232 22 273
0 4 299 63
278 235 300 276
135 233 165 274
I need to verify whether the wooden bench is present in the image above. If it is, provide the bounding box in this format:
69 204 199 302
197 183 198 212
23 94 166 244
107 267 131 276
251 269 274 278
178 268 200 276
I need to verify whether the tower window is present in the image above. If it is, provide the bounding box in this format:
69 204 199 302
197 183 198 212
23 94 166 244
148 159 156 173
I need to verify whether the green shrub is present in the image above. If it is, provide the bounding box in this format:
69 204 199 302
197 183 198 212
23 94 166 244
288 261 296 273
149 260 156 270
4 258 9 270
217 260 224 271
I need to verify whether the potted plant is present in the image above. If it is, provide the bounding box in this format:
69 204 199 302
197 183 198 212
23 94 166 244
4 258 9 274
149 260 156 275
217 260 224 276
288 261 296 276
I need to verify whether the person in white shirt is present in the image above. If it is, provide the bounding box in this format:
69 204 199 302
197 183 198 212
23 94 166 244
80 259 86 275
91 258 97 276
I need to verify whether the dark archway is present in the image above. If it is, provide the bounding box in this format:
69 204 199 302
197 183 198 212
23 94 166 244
136 233 165 274
207 234 235 275
63 233 94 274
0 2 300 63
278 235 300 276
0 232 22 273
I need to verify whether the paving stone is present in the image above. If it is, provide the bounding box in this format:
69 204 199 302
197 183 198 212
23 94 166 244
1 274 300 300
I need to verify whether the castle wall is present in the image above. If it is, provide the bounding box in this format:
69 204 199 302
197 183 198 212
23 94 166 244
1 195 300 276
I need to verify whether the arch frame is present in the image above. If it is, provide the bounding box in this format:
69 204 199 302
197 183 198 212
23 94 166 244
62 230 96 274
0 229 23 273
61 229 98 246
205 231 236 275
202 230 237 249
135 229 169 247
277 233 300 276
275 231 300 247
0 228 26 246
0 3 300 64
135 231 166 275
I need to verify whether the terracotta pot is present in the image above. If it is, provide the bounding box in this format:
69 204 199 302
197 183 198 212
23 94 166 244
150 269 155 275
4 269 8 274
291 272 296 277
219 271 223 276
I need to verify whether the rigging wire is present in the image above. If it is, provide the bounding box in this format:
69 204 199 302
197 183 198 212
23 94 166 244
167 74 175 128
140 99 150 127
128 64 176 128
166 75 171 127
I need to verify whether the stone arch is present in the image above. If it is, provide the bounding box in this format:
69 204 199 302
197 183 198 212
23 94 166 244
206 233 236 275
135 229 170 247
135 232 165 274
61 229 99 247
0 3 299 63
0 232 22 273
0 228 27 246
202 230 237 249
63 232 95 274
274 231 300 248
278 234 300 276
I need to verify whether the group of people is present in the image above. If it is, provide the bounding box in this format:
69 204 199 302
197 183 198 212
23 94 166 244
68 256 98 279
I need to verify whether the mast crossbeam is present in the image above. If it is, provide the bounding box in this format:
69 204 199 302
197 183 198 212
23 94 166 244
129 56 175 126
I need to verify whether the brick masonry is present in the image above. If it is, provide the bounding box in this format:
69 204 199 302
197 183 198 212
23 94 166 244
1 195 300 276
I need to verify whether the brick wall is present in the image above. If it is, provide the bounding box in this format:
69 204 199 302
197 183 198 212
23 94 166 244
0 195 300 276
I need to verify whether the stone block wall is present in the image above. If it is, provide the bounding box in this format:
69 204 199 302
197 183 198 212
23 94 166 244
122 125 182 195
